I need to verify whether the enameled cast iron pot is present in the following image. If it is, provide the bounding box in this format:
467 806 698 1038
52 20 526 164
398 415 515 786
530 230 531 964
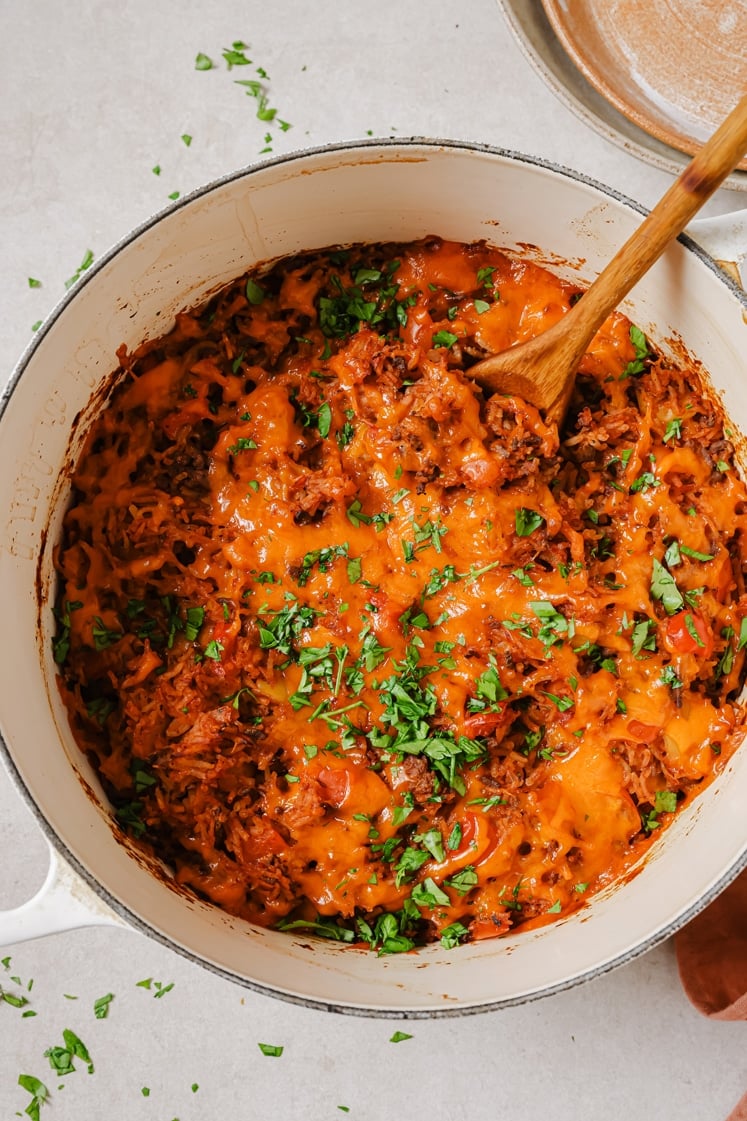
1 140 746 1016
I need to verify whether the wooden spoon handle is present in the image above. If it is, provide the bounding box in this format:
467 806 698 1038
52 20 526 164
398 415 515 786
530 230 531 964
568 91 747 345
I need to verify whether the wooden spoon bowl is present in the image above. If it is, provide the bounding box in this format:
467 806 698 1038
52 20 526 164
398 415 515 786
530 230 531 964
468 92 747 424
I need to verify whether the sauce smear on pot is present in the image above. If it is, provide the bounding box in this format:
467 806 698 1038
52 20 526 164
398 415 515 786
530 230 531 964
53 237 747 952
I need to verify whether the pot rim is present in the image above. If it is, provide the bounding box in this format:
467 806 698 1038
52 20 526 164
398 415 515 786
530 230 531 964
2 135 746 1017
3 136 744 419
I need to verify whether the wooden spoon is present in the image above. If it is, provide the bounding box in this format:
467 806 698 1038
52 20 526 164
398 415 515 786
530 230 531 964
468 92 747 424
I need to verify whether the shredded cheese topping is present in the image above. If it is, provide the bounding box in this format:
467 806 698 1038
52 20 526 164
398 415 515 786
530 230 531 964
55 237 747 952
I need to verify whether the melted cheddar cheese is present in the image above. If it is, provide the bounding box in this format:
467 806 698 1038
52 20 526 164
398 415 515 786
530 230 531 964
54 237 747 951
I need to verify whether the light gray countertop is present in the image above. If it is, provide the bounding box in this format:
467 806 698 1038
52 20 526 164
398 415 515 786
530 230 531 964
1 2 745 1118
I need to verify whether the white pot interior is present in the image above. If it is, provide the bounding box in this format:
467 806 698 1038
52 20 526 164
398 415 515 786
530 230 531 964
1 141 746 1013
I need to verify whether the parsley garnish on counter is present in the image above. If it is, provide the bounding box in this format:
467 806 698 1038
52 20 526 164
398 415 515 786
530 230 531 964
135 977 175 997
258 1042 284 1057
17 1075 49 1121
44 1029 94 1076
1 985 30 1010
194 37 292 148
64 249 94 289
93 992 114 1018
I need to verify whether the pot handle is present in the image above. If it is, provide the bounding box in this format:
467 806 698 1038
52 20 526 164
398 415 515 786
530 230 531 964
0 838 126 946
686 210 747 287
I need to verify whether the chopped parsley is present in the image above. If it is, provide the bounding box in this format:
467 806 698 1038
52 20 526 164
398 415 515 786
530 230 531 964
432 329 458 349
296 543 349 586
650 557 684 615
642 789 678 831
514 508 545 537
370 650 486 795
257 601 319 655
337 410 355 448
355 910 416 954
440 921 470 948
202 639 224 661
542 691 574 712
245 278 265 305
346 498 371 527
1 987 29 1009
17 1075 49 1121
422 564 459 598
660 665 683 689
530 602 573 650
655 789 678 814
228 436 258 454
318 261 412 339
92 616 122 650
52 600 82 664
446 865 478 896
258 1042 284 1057
64 249 94 289
663 417 682 443
631 618 657 656
411 876 450 908
412 517 447 554
44 1029 94 1076
619 324 650 379
394 846 429 887
680 543 714 562
317 401 332 438
116 802 146 837
470 661 508 708
93 992 114 1019
222 44 252 68
630 471 659 494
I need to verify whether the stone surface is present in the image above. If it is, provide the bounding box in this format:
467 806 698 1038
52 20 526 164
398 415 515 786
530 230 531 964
1 2 745 1117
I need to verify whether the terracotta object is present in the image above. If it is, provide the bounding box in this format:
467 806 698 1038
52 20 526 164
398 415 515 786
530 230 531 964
498 0 747 191
541 0 747 170
675 868 747 1119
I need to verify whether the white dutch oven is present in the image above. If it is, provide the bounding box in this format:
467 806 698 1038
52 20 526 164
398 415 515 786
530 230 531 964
1 140 746 1016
